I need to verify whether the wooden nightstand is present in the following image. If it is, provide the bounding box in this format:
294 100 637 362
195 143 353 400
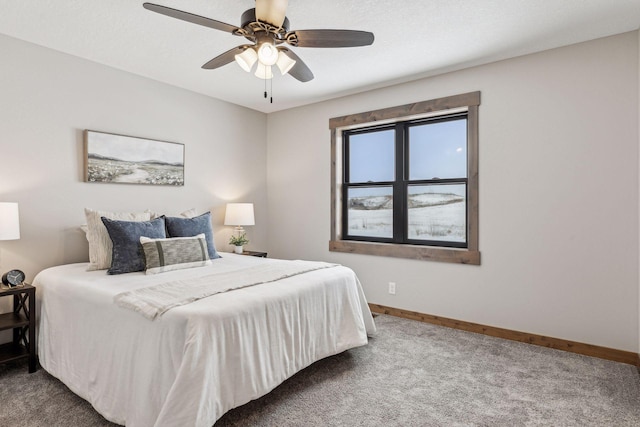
240 250 268 258
0 284 36 373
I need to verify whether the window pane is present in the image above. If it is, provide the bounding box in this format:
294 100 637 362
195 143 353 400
347 187 393 238
409 118 467 180
348 129 395 183
407 184 466 243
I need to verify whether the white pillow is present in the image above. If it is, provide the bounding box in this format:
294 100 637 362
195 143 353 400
84 208 152 271
148 208 198 220
79 209 195 232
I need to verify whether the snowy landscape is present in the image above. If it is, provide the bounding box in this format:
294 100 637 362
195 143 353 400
87 155 184 185
85 131 184 186
348 191 465 242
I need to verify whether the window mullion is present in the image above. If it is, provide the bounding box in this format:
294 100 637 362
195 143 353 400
393 123 405 243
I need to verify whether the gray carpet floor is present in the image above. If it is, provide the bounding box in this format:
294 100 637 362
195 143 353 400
1 314 639 426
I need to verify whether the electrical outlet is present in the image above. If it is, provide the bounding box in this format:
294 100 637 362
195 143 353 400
388 282 396 295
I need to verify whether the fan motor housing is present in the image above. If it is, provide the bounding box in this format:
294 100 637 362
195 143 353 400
241 8 290 34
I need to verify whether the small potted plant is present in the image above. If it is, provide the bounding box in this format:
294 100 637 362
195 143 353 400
229 233 249 254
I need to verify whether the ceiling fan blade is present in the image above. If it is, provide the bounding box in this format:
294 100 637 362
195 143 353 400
286 30 374 48
202 45 249 70
255 0 289 28
280 48 314 82
143 3 241 34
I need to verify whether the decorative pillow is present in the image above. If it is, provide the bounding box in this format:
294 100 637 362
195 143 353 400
165 211 221 259
101 216 166 275
140 234 212 275
84 208 152 271
148 208 197 220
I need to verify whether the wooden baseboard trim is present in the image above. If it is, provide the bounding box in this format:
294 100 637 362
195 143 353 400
369 303 639 366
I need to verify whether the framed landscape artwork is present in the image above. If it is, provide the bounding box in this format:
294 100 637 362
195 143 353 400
84 130 184 186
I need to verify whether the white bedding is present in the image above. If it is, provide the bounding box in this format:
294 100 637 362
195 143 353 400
35 254 376 427
115 260 339 320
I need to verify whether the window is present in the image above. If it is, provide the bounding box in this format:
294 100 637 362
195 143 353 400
329 92 480 264
343 114 468 247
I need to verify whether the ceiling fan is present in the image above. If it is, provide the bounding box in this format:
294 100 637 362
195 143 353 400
143 0 374 83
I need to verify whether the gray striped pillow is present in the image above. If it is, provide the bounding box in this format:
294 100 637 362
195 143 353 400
140 234 212 275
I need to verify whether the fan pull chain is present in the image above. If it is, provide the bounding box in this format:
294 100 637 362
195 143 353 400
262 68 273 103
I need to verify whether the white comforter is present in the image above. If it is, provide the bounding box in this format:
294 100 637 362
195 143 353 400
35 254 375 427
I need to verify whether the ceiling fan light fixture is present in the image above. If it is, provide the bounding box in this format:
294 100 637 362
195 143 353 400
276 51 296 75
254 64 274 79
143 2 374 86
234 47 257 72
257 40 279 66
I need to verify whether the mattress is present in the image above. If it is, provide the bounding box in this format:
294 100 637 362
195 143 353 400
35 254 375 426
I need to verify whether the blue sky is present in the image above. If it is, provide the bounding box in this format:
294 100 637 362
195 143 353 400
348 118 467 196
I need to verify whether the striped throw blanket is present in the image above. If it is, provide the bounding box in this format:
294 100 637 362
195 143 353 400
114 260 338 320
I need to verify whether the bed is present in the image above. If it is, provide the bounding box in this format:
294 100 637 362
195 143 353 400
35 253 375 426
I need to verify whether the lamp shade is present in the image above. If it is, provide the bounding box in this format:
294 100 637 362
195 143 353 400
257 41 278 66
254 64 273 80
224 203 255 226
235 47 258 72
0 203 20 240
276 51 296 75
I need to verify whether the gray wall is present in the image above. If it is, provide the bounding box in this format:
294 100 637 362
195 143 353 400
266 32 639 352
0 33 268 282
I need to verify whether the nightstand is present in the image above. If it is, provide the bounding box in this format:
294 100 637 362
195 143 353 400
240 250 268 258
0 284 36 373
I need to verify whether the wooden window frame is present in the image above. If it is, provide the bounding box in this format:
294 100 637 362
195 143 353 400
329 91 481 265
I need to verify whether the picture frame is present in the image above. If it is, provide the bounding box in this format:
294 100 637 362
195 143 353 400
84 130 184 186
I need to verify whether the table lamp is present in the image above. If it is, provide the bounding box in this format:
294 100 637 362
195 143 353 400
0 203 20 286
0 203 20 241
224 203 255 237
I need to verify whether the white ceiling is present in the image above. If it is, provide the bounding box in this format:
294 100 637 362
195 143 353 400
0 0 639 113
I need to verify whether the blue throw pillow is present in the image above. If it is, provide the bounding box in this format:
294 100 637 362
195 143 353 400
101 216 167 274
165 211 221 259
